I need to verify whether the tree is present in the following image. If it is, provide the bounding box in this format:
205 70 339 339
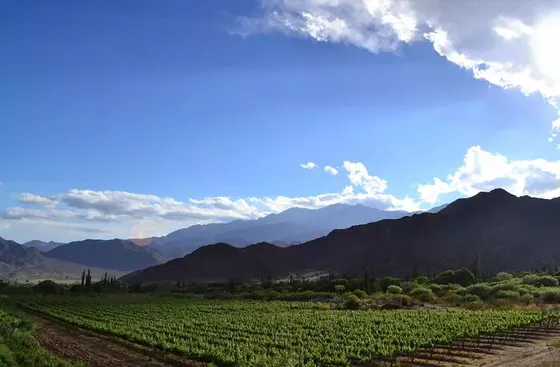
412 264 419 279
81 270 86 289
364 269 370 294
470 253 480 278
34 280 61 295
85 268 92 287
378 277 401 292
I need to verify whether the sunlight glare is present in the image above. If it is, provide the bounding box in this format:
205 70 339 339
532 15 560 82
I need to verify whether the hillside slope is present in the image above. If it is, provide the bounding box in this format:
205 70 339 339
45 239 167 271
23 240 64 252
121 189 560 283
0 238 124 281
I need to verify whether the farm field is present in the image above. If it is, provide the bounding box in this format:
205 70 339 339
15 296 560 366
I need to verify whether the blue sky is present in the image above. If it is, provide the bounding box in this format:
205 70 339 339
1 0 560 243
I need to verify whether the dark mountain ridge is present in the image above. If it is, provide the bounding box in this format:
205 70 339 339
45 239 167 271
0 238 125 280
121 189 560 284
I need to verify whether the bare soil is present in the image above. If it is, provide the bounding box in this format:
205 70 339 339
33 317 205 367
399 327 560 367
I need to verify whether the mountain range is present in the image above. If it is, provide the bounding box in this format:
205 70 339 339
23 240 65 252
148 203 413 257
121 189 560 284
1 203 419 278
0 237 126 281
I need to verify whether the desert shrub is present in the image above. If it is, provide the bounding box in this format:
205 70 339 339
495 290 519 300
344 295 362 310
523 274 540 285
518 286 532 296
461 294 482 303
520 294 534 304
375 293 412 305
496 272 513 281
429 284 442 294
433 269 475 287
334 285 346 293
491 281 520 295
540 288 560 302
440 284 466 295
332 278 349 289
534 276 559 287
400 281 418 294
378 277 401 292
413 276 430 285
387 285 403 294
409 288 435 303
352 289 368 299
466 284 492 300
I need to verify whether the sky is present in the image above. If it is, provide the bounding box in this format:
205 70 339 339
1 0 560 243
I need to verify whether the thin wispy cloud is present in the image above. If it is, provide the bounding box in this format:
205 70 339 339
300 162 318 169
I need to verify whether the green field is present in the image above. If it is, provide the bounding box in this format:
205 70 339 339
16 296 559 366
0 307 76 367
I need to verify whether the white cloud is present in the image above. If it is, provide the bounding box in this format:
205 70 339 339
19 193 59 207
243 0 560 141
301 162 318 169
1 160 422 242
8 149 560 242
324 165 339 175
417 145 560 204
343 161 388 194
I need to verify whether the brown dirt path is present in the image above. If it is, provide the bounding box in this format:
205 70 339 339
33 317 205 367
472 336 560 367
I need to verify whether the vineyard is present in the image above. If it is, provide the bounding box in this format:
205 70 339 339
16 297 560 366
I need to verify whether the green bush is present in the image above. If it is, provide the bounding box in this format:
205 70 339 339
496 272 513 281
466 284 492 300
413 276 430 285
375 293 412 305
540 288 560 302
378 277 401 292
491 281 520 295
520 294 534 304
518 286 533 296
440 284 466 295
461 294 482 304
523 274 540 285
432 269 475 287
495 290 519 300
409 288 435 303
429 284 442 294
534 276 559 287
400 281 418 294
387 285 403 294
344 295 362 310
352 289 368 299
334 285 346 293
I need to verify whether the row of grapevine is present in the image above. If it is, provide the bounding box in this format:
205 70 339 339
17 297 559 366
